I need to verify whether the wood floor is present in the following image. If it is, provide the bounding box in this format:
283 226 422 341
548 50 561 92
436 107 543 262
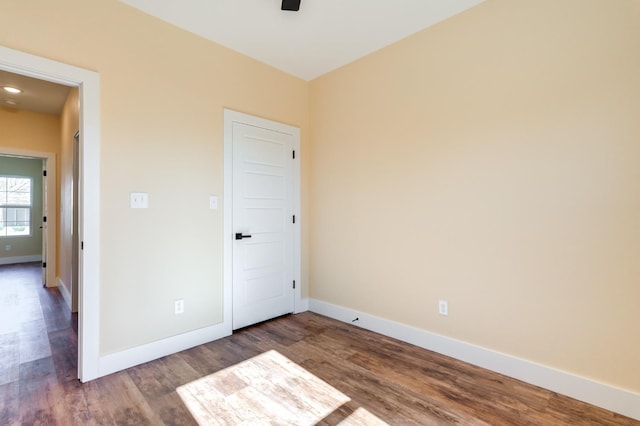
1 263 637 425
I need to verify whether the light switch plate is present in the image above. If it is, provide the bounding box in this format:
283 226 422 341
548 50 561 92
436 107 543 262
130 192 149 208
174 299 184 315
209 195 218 210
438 300 449 316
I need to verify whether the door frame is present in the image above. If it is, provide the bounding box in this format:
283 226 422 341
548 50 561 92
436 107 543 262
0 149 56 286
0 45 101 381
223 109 304 332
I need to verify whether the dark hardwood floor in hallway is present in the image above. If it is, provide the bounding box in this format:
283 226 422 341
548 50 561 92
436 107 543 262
0 262 637 425
0 262 78 424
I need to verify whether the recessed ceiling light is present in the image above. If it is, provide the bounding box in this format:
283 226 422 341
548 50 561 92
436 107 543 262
3 99 18 105
2 86 22 94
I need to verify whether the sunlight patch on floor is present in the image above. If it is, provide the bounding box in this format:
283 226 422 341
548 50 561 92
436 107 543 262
338 408 389 425
177 350 387 425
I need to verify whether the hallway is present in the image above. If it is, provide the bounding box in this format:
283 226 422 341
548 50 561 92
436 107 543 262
0 262 77 422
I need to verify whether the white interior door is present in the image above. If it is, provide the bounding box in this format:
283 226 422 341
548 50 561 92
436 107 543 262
41 160 47 286
232 121 295 330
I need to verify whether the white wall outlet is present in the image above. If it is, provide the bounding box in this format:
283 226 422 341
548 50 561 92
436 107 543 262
438 300 449 316
4 245 10 251
174 299 184 315
209 195 218 210
130 192 149 209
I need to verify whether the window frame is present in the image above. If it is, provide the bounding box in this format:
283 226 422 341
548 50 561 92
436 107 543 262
0 175 34 238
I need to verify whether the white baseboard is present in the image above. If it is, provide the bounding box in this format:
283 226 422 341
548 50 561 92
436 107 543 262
57 277 72 310
0 254 42 265
98 322 232 378
308 298 640 421
94 296 305 380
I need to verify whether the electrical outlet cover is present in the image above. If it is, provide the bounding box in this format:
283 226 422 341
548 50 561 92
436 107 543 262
130 192 149 209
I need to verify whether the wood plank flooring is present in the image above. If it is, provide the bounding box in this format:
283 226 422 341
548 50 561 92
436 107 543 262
1 262 638 425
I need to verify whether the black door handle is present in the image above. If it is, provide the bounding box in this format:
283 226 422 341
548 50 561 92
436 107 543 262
235 233 252 240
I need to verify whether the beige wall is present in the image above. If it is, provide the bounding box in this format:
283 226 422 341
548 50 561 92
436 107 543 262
309 0 640 393
0 108 60 264
3 0 637 396
59 87 79 310
0 0 309 354
0 108 60 154
0 156 43 258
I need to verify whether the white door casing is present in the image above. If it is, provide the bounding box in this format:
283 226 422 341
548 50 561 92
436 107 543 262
72 132 80 312
0 45 101 381
223 110 302 331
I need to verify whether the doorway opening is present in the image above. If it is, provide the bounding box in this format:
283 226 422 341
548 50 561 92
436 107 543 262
0 154 53 285
0 44 101 381
0 73 78 385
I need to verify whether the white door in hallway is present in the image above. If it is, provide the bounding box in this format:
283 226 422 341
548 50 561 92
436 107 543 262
232 121 295 330
41 160 48 286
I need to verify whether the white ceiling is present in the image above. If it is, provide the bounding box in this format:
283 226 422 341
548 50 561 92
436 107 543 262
1 1 484 114
119 0 485 81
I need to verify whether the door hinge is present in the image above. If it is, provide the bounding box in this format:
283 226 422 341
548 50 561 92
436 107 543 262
42 262 47 268
43 216 47 223
81 241 84 250
43 170 47 177
292 150 296 159
293 280 296 289
292 215 296 224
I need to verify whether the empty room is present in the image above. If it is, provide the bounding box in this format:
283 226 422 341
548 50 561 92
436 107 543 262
1 0 638 424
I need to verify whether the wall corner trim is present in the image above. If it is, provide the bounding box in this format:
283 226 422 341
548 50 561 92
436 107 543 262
296 297 309 313
308 298 640 421
57 277 72 309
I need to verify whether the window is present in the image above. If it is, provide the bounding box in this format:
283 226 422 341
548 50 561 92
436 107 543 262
0 176 32 237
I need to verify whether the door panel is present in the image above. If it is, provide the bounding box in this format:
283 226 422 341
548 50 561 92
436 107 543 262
232 122 294 329
244 172 284 198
